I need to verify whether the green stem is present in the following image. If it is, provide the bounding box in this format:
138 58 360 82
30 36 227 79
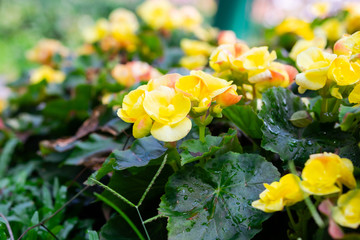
288 161 324 228
303 197 325 228
199 125 205 143
137 155 167 206
286 207 296 231
136 206 151 240
330 98 341 115
143 214 166 224
321 98 328 116
90 178 136 208
95 193 145 240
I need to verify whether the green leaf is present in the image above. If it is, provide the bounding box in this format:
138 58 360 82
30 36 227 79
223 105 263 139
65 133 123 165
260 88 357 165
259 88 321 164
111 136 167 171
0 138 19 178
87 230 100 240
100 214 141 240
339 105 360 131
180 129 242 165
159 152 280 240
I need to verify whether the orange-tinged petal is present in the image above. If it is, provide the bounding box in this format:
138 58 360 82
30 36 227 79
151 117 192 142
133 114 153 138
214 85 241 107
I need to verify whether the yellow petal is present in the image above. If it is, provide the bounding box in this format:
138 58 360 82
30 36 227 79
295 69 328 91
151 117 192 142
133 114 153 138
349 84 360 104
332 189 360 229
191 70 231 98
328 56 360 86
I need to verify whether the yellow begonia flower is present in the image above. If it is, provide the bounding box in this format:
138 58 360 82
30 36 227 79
209 42 249 72
310 2 331 18
117 87 152 138
176 70 232 107
301 153 356 196
0 99 7 114
109 8 139 32
252 174 307 213
232 46 277 83
30 66 65 84
179 6 203 32
181 39 214 57
255 62 298 93
110 23 138 52
137 0 174 30
143 86 191 142
26 39 69 65
328 55 360 86
275 17 314 40
320 19 345 42
295 47 336 93
289 36 327 61
334 31 360 56
112 61 162 88
332 189 360 229
180 55 208 70
82 18 110 43
217 30 237 45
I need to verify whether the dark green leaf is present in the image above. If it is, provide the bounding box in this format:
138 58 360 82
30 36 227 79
180 129 242 165
223 105 263 139
111 136 167 171
65 133 123 165
259 88 321 163
159 152 280 240
87 230 99 240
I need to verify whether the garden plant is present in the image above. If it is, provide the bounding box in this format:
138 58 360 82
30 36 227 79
0 0 360 239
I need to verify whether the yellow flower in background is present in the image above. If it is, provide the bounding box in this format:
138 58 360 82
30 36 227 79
0 99 6 114
181 39 214 57
137 0 174 30
209 42 249 72
109 8 139 32
301 153 356 196
334 31 360 56
112 61 162 88
252 174 306 213
328 55 360 86
275 17 314 40
310 1 331 18
30 66 65 84
82 18 110 43
295 47 336 93
143 86 191 142
217 30 237 45
319 19 345 42
232 46 276 83
178 6 203 32
180 55 208 70
26 39 69 65
332 189 360 229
